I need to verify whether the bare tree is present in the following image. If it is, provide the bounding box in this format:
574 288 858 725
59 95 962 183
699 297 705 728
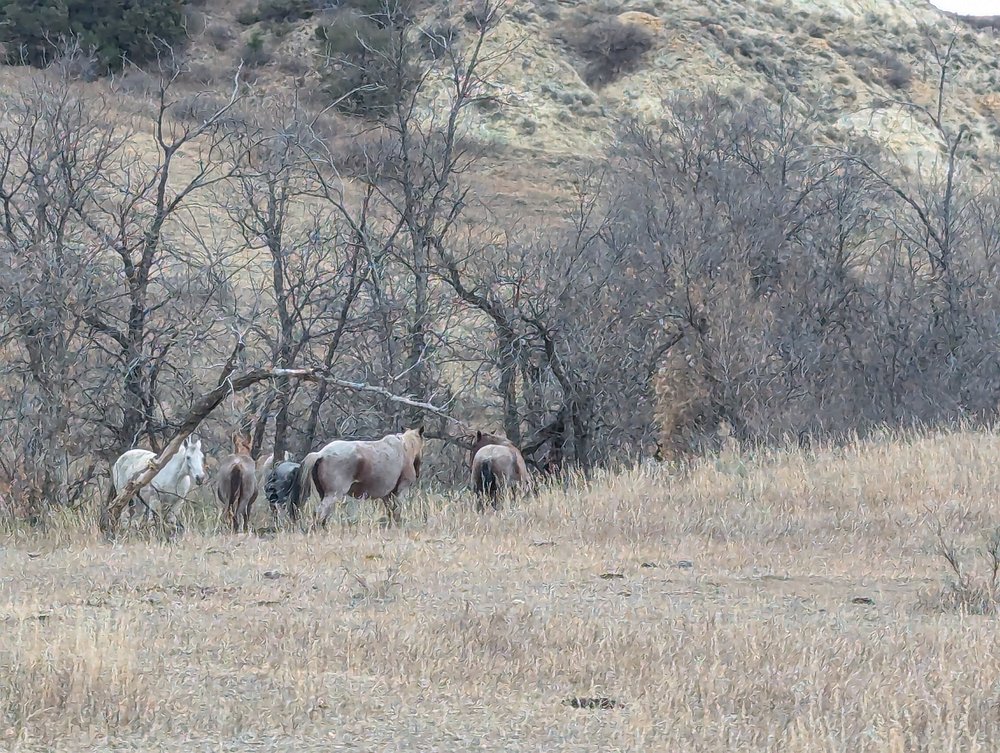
309 0 513 443
0 49 125 512
227 96 366 461
68 55 250 461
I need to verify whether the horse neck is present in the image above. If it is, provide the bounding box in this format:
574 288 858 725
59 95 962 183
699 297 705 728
399 433 422 461
159 450 191 488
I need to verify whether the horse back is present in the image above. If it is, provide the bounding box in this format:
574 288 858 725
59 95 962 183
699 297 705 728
113 449 156 488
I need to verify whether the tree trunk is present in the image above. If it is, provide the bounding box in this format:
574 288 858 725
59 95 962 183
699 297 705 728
496 328 521 445
406 261 430 427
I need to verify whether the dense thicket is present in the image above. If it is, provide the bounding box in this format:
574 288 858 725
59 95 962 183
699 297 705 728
0 0 185 70
0 9 997 520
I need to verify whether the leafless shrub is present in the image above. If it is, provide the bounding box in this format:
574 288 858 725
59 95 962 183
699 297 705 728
884 56 913 89
206 22 237 51
239 0 319 25
463 0 502 30
171 93 246 127
314 8 419 119
180 59 228 85
422 21 460 60
3 10 1000 518
568 17 654 87
113 68 157 95
928 522 1000 614
183 6 208 35
241 30 272 67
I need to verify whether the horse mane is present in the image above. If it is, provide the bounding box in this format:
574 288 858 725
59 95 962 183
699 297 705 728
232 431 252 456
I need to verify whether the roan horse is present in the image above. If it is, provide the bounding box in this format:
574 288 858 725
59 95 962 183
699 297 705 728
469 431 530 511
111 436 207 531
298 427 425 527
215 433 259 534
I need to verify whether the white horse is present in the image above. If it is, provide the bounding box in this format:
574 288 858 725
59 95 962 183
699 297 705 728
111 437 207 530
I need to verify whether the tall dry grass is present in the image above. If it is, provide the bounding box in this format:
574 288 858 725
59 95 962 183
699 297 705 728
1 427 999 751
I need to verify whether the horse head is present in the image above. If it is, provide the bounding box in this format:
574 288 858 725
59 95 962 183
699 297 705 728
470 430 508 467
402 426 425 478
233 431 253 456
183 437 207 486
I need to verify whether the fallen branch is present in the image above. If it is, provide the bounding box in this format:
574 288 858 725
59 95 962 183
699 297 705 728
323 375 468 429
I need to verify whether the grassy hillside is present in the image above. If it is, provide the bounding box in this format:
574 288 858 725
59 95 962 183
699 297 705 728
0 0 993 230
2 427 998 750
177 0 1000 170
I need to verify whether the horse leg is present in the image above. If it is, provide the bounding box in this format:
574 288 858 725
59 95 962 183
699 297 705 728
317 494 354 528
382 494 402 527
285 493 299 524
313 461 354 530
239 495 252 534
141 492 161 527
316 494 345 529
316 494 357 528
163 498 184 540
131 492 155 529
343 496 362 526
122 497 135 528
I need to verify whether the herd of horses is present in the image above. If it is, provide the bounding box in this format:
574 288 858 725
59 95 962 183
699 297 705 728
109 427 531 532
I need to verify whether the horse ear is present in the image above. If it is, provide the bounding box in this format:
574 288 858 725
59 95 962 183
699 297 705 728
475 430 482 441
419 425 425 437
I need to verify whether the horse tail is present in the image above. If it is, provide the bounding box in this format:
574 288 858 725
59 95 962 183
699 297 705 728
227 465 243 529
474 459 497 499
298 452 320 508
286 464 302 521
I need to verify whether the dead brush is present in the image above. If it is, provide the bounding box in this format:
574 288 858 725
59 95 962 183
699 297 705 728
928 517 1000 614
343 558 405 606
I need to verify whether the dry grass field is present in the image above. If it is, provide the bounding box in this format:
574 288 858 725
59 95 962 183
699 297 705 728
2 428 1000 752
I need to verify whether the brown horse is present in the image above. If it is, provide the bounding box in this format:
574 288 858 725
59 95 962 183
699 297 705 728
469 431 530 511
215 433 259 533
298 427 425 528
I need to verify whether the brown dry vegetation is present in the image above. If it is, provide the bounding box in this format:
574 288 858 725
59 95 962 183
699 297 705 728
3 427 999 751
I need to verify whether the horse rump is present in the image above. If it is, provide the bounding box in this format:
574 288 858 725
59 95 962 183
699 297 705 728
266 461 302 522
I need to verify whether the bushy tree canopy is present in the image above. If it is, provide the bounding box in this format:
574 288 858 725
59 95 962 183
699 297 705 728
0 0 186 70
